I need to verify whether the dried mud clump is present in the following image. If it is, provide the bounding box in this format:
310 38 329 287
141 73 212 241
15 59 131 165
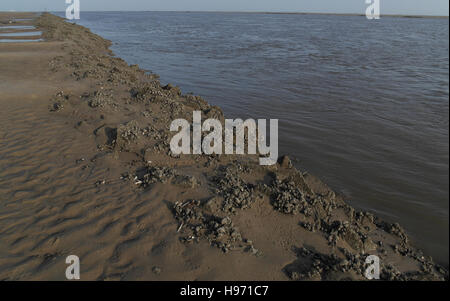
135 166 176 187
173 174 200 189
319 219 377 252
49 55 64 72
88 89 115 108
165 100 185 119
184 94 211 111
134 166 200 189
162 84 182 97
130 83 163 102
285 246 446 281
203 105 224 120
376 221 408 243
212 165 256 213
116 120 140 149
49 91 70 112
277 155 293 169
268 173 448 279
152 266 162 275
173 200 256 254
270 178 310 215
268 175 377 253
139 125 171 155
285 246 362 281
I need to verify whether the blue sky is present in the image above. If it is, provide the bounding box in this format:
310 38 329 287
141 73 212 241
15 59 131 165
1 0 449 16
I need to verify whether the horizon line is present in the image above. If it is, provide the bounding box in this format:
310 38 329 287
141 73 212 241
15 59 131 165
1 10 449 18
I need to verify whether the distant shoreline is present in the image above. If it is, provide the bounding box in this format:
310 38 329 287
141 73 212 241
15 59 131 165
1 11 448 19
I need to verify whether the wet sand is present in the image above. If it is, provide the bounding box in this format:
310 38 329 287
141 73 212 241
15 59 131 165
0 12 42 42
0 12 447 281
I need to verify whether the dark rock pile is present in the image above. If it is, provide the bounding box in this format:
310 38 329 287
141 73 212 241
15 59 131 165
212 165 256 213
286 246 446 281
49 91 70 112
116 120 140 150
173 200 258 254
136 166 176 187
87 89 115 108
270 177 311 215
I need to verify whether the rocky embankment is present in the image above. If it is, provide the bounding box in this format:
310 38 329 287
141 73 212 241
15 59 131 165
27 13 448 280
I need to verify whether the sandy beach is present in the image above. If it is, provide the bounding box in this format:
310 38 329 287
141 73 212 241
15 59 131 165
0 12 447 281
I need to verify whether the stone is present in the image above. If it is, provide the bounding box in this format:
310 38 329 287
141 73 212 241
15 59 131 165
277 155 292 169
